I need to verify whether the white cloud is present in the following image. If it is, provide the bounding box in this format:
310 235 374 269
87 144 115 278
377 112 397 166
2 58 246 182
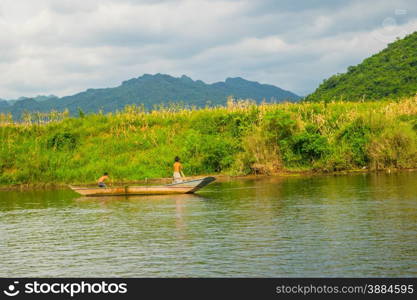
0 0 416 98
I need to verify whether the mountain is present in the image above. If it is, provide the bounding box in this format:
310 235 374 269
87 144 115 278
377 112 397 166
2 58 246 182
305 31 417 102
0 100 10 110
32 95 59 102
0 74 300 118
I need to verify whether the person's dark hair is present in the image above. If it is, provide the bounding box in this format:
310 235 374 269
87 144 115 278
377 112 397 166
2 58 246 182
103 172 108 176
174 156 180 162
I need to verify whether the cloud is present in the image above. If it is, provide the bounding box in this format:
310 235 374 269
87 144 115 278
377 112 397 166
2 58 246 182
0 0 416 98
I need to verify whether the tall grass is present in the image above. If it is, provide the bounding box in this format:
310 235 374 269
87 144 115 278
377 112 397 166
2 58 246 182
1 97 417 184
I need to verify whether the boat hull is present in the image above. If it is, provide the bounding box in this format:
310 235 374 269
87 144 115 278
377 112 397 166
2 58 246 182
70 177 215 197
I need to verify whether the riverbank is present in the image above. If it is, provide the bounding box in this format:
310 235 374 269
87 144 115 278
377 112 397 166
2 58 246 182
2 168 416 191
1 97 417 186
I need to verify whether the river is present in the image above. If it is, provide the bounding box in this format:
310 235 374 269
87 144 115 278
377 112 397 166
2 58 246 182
1 172 416 277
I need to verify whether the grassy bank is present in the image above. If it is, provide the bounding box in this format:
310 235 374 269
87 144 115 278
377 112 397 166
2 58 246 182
1 97 417 185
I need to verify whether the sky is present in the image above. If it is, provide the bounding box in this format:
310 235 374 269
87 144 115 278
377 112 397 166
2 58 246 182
0 0 416 99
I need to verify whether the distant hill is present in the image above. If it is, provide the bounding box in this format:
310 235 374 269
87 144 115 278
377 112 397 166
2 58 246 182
305 31 417 102
0 74 300 118
0 100 9 110
3 95 59 107
31 95 59 102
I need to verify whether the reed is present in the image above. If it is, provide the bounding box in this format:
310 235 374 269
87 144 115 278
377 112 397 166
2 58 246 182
1 96 416 184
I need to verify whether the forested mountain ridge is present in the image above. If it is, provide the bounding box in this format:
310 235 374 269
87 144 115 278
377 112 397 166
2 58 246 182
0 74 300 118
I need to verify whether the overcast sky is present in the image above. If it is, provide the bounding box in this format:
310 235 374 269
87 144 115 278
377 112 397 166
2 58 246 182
0 0 416 99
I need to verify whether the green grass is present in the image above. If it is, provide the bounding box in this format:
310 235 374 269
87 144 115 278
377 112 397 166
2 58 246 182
1 97 417 185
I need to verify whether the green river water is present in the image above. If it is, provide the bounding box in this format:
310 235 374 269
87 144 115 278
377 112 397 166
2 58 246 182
1 172 416 277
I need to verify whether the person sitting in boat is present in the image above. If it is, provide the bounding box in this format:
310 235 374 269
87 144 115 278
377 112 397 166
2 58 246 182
98 172 109 188
173 157 185 183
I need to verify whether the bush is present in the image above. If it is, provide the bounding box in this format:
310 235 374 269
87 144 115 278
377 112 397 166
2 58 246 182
181 130 238 173
292 132 330 162
337 117 371 166
263 110 297 142
201 136 237 172
1 97 417 184
231 127 281 175
367 124 417 169
47 132 78 151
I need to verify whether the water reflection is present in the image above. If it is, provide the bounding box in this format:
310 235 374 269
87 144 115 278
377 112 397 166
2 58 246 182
1 171 417 277
74 194 202 243
74 193 206 203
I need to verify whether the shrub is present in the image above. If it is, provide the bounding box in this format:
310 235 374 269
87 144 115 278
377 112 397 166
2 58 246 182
47 132 78 151
263 110 297 142
337 117 371 166
292 132 330 162
181 130 238 173
1 97 417 184
231 127 281 175
367 124 417 169
201 136 237 172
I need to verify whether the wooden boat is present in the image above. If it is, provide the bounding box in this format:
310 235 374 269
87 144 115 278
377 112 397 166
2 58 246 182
69 177 216 197
75 193 205 202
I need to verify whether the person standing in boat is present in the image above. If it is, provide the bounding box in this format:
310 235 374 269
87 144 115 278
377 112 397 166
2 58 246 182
173 157 185 183
98 172 109 188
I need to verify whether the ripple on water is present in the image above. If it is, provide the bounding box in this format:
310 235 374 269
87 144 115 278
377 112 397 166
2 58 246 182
1 172 417 277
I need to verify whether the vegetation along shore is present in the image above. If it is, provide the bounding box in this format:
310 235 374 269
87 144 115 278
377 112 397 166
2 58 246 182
1 96 417 186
